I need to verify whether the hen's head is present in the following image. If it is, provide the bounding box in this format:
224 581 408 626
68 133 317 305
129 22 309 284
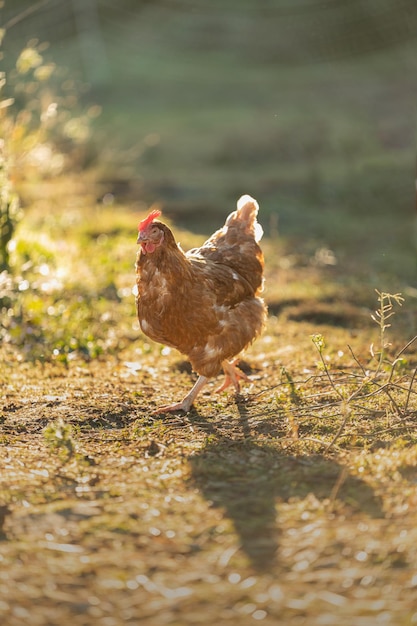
137 209 175 255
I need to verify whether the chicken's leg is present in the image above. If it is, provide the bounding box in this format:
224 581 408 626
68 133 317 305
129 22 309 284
216 359 250 393
153 375 208 414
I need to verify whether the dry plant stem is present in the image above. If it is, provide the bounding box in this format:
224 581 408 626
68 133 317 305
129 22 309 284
313 341 344 401
372 290 404 376
388 334 417 383
365 382 405 419
347 344 367 376
324 379 369 453
404 366 417 414
325 404 350 454
325 368 411 453
252 372 361 401
329 465 348 503
383 387 404 419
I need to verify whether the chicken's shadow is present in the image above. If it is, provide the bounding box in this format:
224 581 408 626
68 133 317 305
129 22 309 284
187 404 384 571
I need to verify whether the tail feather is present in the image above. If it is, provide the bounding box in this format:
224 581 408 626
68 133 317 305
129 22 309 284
195 194 264 294
227 194 263 243
236 194 259 220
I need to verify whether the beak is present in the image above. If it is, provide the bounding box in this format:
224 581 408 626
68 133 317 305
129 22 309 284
137 231 147 244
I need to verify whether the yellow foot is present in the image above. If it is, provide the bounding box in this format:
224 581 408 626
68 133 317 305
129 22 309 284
152 399 193 415
216 359 251 393
152 375 208 415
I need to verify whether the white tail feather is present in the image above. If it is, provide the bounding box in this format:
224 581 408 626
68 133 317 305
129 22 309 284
234 194 263 243
254 221 264 243
237 194 259 216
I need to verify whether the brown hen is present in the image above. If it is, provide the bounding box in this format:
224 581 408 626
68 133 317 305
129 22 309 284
135 195 267 413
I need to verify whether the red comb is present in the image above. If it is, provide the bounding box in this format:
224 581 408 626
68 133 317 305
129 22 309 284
138 208 162 232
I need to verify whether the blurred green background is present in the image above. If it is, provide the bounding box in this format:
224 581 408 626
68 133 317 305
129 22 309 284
2 0 416 282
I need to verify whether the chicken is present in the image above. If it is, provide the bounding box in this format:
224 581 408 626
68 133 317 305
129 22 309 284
135 195 267 413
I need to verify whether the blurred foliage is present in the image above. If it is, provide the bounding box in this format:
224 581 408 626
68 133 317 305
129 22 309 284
1 40 98 186
0 30 101 359
0 140 21 271
3 0 417 61
0 0 415 364
0 194 140 362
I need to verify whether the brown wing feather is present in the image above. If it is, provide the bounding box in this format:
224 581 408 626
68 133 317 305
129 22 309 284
138 253 256 343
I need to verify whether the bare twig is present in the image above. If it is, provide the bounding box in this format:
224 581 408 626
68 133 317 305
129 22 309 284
404 366 417 414
389 334 417 383
347 344 367 377
311 334 345 401
393 334 417 362
324 402 352 453
329 465 348 503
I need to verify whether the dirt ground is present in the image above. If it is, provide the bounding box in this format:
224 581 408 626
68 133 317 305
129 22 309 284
2 310 417 626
